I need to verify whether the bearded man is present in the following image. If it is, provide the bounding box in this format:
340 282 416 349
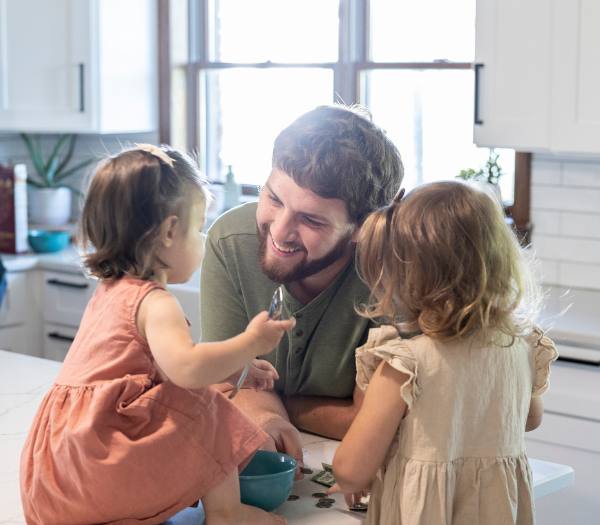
200 105 404 468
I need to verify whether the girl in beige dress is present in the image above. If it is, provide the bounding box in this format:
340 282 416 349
332 181 558 525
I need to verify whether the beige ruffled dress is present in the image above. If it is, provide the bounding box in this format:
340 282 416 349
356 325 558 525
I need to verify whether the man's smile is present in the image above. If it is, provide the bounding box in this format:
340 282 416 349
271 236 303 256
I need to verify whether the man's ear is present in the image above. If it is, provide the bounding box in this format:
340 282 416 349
159 215 180 247
351 223 361 243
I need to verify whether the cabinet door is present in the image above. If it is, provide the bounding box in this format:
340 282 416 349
43 323 76 362
551 0 600 153
0 272 27 327
474 0 552 150
0 0 92 132
43 271 96 327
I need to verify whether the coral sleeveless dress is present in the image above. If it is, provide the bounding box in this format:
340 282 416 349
20 276 268 525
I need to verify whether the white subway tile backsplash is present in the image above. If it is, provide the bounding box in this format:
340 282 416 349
531 159 562 186
559 262 600 290
531 186 600 213
533 235 600 265
535 258 560 285
531 210 560 235
562 162 600 188
560 212 600 239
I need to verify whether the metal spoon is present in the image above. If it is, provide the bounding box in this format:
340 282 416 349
229 286 284 399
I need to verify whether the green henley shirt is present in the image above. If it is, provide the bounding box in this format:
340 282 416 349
200 202 372 398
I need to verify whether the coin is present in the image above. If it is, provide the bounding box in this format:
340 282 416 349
349 502 368 511
287 494 299 501
312 492 328 499
300 467 313 475
318 497 335 504
316 501 333 508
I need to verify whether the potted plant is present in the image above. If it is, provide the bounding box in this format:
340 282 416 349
457 148 504 200
21 133 95 226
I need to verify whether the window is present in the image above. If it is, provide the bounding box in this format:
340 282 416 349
161 0 523 213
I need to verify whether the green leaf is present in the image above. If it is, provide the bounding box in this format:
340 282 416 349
54 157 96 182
26 178 46 188
55 134 77 176
20 133 46 181
46 156 59 185
43 134 70 176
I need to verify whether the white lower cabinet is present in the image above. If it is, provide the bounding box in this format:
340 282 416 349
527 427 600 525
43 323 77 362
2 266 201 361
526 357 600 524
0 271 42 356
0 324 29 355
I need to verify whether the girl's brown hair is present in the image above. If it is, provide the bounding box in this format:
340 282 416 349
80 145 208 280
357 180 540 342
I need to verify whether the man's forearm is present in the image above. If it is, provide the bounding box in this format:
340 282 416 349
283 395 360 440
218 384 290 424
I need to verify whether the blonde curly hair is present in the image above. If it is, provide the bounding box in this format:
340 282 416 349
357 180 540 343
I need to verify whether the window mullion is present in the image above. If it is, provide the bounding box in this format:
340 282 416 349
337 0 367 105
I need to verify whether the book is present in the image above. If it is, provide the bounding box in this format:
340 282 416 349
0 164 28 253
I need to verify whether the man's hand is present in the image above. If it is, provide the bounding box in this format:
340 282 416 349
226 359 279 392
260 414 305 480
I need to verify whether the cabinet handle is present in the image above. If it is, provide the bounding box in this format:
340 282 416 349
78 63 85 112
557 355 600 368
474 63 484 125
47 332 75 343
47 278 89 290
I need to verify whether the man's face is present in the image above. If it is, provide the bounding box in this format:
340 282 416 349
256 168 357 284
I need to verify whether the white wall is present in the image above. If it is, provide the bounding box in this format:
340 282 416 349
531 154 600 292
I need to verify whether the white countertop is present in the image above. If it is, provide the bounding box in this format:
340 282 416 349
0 246 200 293
0 350 574 524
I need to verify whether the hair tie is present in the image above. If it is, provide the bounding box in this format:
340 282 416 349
385 187 405 237
134 143 175 168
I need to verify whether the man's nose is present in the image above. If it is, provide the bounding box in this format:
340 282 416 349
270 210 297 243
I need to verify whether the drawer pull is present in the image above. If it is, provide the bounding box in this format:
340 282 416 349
47 278 89 290
557 355 600 367
47 332 75 343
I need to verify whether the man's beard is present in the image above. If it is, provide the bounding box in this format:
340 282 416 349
257 223 354 284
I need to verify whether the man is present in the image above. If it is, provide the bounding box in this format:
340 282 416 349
200 105 403 466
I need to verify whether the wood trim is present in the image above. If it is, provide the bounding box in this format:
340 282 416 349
506 152 532 244
158 0 171 144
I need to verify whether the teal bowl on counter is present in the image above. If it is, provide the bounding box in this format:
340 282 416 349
28 230 71 253
239 450 297 511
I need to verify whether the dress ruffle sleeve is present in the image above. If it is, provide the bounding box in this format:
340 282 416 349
528 327 559 397
355 325 420 409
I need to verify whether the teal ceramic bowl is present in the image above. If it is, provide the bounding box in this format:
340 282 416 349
239 450 297 511
28 230 70 253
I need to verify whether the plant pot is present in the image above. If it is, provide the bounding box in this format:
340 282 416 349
28 187 72 226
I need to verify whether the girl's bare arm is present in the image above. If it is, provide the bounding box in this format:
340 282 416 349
138 289 293 389
333 360 408 493
526 396 544 431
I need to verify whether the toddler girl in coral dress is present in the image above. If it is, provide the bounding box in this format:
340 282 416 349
20 145 294 525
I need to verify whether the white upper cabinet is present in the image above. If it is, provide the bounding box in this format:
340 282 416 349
0 0 157 133
474 0 552 151
551 0 600 154
474 0 600 154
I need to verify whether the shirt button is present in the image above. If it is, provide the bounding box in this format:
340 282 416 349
295 330 304 337
295 347 303 353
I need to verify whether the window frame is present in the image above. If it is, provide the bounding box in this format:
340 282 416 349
158 0 531 237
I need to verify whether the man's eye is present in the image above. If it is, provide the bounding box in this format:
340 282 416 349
303 216 324 227
269 195 282 206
